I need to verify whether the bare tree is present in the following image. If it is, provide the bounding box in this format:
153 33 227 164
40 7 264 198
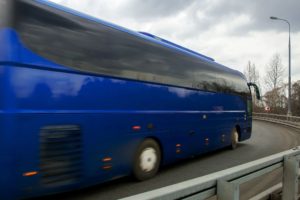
264 54 286 113
264 54 285 91
244 61 261 109
244 61 260 85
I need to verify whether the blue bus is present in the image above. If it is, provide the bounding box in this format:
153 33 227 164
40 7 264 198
0 0 260 199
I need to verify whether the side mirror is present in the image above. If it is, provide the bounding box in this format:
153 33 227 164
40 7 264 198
247 82 261 100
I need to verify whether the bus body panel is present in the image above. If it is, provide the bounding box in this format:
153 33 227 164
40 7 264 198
0 64 19 200
6 64 249 199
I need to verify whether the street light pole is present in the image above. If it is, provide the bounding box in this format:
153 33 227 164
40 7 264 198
270 16 292 116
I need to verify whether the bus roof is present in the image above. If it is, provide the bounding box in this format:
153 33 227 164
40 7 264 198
138 32 215 62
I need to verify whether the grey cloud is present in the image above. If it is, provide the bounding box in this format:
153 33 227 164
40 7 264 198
119 0 196 21
251 0 300 32
53 0 300 34
130 0 300 37
196 0 300 34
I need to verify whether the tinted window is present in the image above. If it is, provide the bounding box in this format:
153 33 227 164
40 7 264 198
15 0 250 97
0 0 14 28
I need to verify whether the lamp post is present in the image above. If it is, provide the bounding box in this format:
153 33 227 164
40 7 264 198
270 16 292 116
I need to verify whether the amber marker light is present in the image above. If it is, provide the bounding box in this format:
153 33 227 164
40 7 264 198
102 157 112 162
102 165 112 170
132 126 141 131
23 171 38 177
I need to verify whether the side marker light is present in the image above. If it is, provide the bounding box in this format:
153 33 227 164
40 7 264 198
103 157 112 162
132 126 141 131
23 171 38 177
102 165 112 170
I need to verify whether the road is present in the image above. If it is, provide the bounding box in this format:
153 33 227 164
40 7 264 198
38 120 300 200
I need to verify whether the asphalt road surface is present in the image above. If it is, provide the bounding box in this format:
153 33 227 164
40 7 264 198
38 120 300 200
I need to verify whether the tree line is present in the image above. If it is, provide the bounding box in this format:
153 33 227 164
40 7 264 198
244 54 300 116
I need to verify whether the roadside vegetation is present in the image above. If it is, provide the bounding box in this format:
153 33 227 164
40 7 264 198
244 54 300 116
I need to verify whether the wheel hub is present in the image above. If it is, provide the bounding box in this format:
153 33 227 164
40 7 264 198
140 147 157 172
234 131 239 143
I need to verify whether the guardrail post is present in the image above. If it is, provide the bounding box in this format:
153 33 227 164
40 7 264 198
217 179 239 200
282 155 299 200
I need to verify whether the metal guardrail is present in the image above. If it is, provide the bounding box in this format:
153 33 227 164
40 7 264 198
253 113 300 129
121 147 300 200
122 115 300 200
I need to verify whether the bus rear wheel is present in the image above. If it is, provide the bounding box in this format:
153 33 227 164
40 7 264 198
230 128 239 150
133 139 161 181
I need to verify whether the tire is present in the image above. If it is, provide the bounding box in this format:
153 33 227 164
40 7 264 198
133 139 161 181
230 128 239 150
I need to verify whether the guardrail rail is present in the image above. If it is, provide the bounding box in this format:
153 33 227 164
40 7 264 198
121 147 300 200
253 113 300 129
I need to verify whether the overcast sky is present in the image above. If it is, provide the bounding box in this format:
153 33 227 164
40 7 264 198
50 0 300 87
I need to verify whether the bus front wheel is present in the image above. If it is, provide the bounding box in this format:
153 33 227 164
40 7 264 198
231 128 239 150
133 139 161 181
